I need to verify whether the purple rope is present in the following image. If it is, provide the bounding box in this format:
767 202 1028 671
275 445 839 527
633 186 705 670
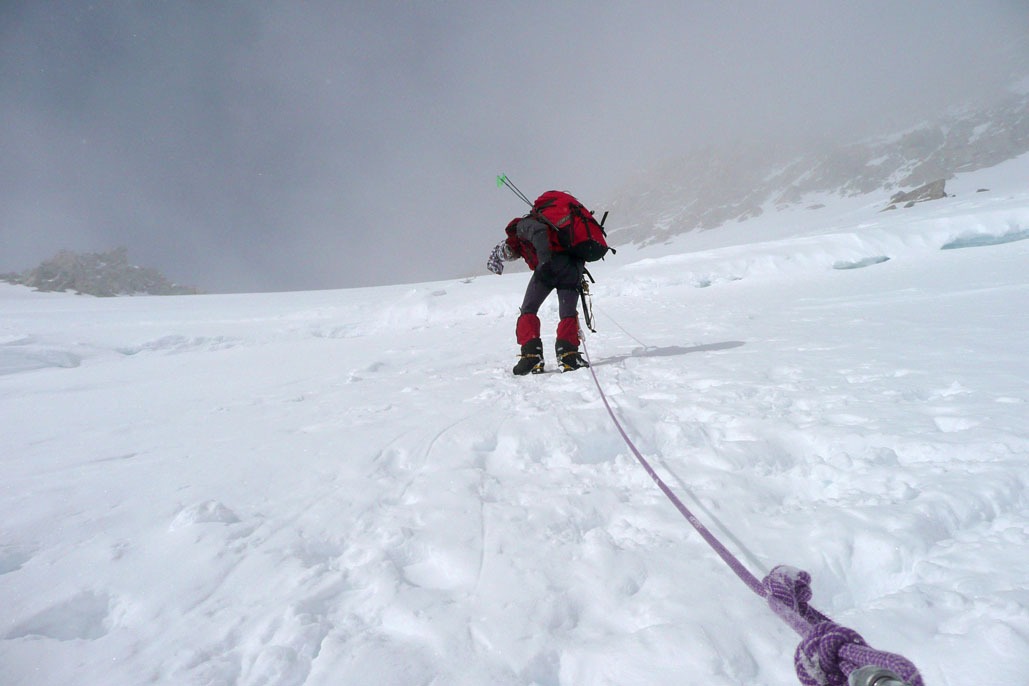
580 338 924 686
763 567 924 686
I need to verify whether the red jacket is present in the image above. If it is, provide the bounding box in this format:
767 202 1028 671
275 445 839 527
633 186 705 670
505 215 562 271
504 217 538 270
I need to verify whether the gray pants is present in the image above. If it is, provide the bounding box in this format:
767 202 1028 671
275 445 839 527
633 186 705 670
519 254 583 318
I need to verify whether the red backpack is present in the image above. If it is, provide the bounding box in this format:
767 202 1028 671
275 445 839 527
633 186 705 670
531 190 612 262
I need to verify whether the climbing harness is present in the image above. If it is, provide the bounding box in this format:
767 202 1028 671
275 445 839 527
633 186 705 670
578 333 924 686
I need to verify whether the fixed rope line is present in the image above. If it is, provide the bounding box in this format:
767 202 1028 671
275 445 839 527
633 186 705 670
578 334 924 686
601 311 651 350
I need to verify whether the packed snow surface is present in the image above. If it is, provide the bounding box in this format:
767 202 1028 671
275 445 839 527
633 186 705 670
2 158 1028 685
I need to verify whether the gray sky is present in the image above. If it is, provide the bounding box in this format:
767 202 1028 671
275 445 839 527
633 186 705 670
2 2 1027 292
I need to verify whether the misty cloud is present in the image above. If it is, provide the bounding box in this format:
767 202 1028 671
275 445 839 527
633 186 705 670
2 2 1026 291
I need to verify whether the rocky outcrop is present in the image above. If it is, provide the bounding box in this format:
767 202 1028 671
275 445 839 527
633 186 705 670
882 179 948 210
2 248 199 296
889 179 947 204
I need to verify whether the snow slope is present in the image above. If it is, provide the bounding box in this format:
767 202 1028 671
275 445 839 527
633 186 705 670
2 158 1028 685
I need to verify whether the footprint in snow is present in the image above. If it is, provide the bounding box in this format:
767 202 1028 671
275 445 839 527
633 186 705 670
0 544 35 575
5 591 116 641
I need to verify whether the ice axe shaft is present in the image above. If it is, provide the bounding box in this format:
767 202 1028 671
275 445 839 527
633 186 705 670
496 174 533 207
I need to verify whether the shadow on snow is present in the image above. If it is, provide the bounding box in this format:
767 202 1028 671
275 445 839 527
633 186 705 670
591 341 745 367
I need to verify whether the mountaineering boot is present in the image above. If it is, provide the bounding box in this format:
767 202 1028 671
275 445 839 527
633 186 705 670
556 340 589 372
512 338 545 375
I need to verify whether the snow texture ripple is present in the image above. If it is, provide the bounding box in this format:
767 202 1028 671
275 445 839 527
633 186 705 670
2 156 1028 685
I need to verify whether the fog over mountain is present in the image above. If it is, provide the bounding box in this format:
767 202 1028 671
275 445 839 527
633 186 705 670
2 2 1027 292
608 83 1029 247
